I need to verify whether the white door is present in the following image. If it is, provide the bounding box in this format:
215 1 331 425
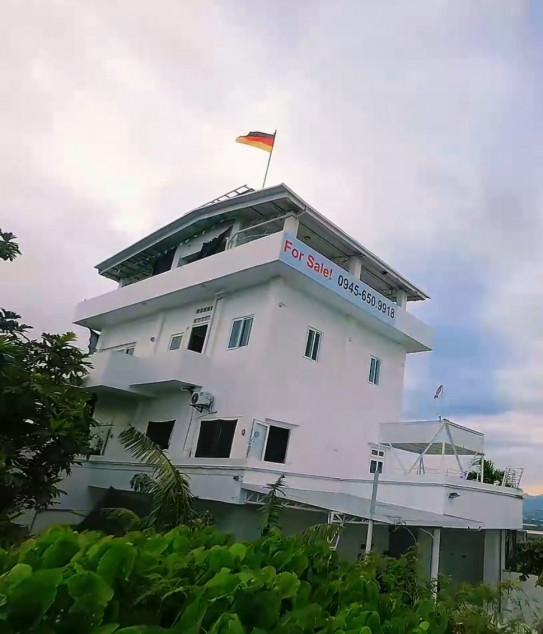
248 421 268 459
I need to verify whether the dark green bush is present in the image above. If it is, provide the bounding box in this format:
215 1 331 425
0 524 448 633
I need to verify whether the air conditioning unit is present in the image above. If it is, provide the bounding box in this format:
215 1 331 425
191 390 214 410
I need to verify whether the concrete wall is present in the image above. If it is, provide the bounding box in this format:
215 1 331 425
90 274 408 482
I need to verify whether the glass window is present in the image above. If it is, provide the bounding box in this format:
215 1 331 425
146 420 175 450
111 343 136 355
369 445 385 474
195 419 237 458
369 459 383 474
169 334 184 351
369 356 381 385
228 316 253 349
304 328 322 361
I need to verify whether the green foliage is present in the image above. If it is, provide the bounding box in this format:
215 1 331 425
508 537 543 581
467 457 505 485
0 523 458 634
259 474 286 535
0 230 21 262
106 426 205 533
0 232 95 541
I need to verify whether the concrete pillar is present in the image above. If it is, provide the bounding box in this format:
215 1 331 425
430 528 441 586
396 289 407 308
348 256 363 279
283 214 299 236
483 530 502 585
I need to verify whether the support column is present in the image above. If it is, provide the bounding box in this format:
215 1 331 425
348 256 363 279
430 528 441 588
365 521 374 554
396 289 407 308
283 214 299 236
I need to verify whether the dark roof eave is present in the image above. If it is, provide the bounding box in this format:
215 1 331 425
96 184 300 275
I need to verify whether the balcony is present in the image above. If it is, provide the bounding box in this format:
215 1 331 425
85 349 212 396
76 230 431 353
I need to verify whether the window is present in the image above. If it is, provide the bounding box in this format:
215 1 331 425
169 334 184 351
304 327 322 361
88 424 113 456
187 324 208 353
264 425 290 463
248 421 291 464
228 316 253 349
369 356 381 385
369 447 385 474
195 419 237 458
112 344 135 355
146 420 175 450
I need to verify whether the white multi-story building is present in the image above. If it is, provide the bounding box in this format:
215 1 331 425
47 184 522 585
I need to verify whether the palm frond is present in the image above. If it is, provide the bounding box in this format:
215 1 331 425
260 474 286 535
101 507 142 532
301 522 344 546
119 425 194 531
130 472 154 494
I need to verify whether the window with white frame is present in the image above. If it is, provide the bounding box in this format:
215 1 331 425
304 327 322 361
169 333 184 351
228 316 253 349
248 421 291 464
105 343 136 355
368 356 381 385
369 447 385 474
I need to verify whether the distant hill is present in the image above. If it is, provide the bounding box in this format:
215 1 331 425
524 494 543 523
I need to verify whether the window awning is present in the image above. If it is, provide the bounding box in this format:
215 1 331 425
242 484 482 529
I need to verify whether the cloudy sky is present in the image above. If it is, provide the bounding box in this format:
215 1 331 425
2 1 542 490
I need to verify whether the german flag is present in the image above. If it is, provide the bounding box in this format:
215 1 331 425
236 130 275 153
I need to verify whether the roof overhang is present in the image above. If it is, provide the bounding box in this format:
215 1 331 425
242 484 482 529
380 420 484 456
96 183 429 302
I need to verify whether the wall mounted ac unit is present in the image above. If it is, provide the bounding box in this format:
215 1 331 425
191 390 214 410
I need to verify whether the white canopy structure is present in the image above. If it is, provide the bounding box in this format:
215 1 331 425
379 419 485 478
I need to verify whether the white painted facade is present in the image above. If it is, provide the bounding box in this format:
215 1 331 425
53 184 522 584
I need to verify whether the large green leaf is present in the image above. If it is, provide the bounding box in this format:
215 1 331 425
209 613 246 634
6 568 62 630
97 543 136 586
41 534 80 568
173 595 207 634
115 625 171 634
228 543 247 564
1 562 32 588
273 571 300 599
67 570 114 605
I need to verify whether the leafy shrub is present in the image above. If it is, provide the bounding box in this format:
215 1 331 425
0 524 449 634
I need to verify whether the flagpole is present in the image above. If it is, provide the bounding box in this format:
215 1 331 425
262 130 277 189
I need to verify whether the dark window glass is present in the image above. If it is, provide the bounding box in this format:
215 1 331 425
264 425 290 463
369 357 381 385
146 420 175 449
187 324 208 353
152 250 176 276
195 419 237 458
369 459 383 474
304 328 321 361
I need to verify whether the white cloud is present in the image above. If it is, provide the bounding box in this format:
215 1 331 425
1 0 542 487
